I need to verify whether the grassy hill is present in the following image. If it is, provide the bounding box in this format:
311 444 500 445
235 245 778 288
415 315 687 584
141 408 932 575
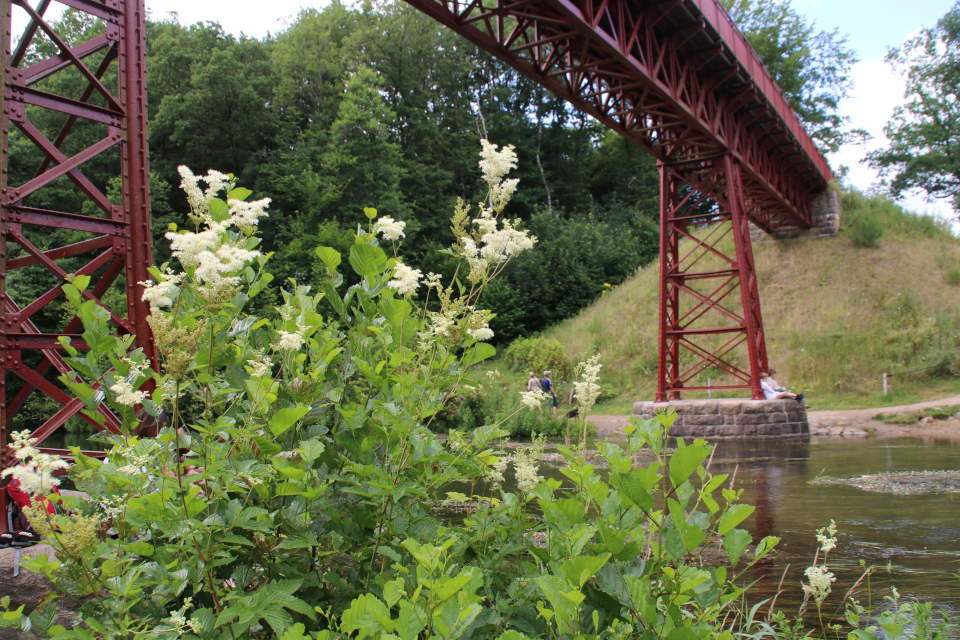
545 190 960 411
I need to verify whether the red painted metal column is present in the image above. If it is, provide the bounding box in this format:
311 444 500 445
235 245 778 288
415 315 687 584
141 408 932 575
121 0 157 371
726 154 767 399
1 0 155 531
655 155 768 401
656 162 682 402
0 0 11 528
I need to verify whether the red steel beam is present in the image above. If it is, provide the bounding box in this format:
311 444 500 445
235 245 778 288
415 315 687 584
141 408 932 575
1 0 156 530
402 0 831 233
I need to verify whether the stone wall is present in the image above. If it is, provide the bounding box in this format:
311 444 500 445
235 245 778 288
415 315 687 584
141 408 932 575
633 399 809 438
750 188 841 242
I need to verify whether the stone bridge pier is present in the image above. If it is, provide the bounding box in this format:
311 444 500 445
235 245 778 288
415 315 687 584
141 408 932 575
633 399 810 439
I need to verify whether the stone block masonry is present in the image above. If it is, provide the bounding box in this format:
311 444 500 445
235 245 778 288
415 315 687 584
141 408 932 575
633 399 810 439
750 189 841 242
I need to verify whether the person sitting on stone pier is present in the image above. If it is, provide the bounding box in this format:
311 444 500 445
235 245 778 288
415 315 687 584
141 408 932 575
759 371 804 404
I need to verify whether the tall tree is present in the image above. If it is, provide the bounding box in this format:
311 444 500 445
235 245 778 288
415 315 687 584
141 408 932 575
723 0 859 152
869 2 960 216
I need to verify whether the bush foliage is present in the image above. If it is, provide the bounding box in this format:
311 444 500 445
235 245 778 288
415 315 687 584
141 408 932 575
503 337 573 381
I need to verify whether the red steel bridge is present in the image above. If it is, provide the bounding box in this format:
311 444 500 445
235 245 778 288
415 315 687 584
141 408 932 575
0 0 831 519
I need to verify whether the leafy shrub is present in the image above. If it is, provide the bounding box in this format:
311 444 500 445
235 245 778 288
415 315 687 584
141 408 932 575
850 214 884 248
449 385 572 437
944 268 960 286
504 336 573 380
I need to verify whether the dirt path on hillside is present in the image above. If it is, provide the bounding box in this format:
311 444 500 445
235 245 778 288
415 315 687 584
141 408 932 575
586 393 960 440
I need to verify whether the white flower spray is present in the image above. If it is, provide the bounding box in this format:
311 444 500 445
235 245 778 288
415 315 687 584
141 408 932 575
0 431 69 495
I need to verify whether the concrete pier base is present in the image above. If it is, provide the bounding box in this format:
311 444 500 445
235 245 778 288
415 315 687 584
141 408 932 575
633 399 810 439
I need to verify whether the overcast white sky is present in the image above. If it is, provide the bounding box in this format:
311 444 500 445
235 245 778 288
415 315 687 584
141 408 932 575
13 0 960 221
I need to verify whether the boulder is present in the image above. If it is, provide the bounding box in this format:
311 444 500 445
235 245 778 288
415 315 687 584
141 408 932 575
0 544 56 613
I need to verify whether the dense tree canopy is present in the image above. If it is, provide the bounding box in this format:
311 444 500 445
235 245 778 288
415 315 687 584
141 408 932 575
8 0 859 349
722 0 859 153
869 1 960 216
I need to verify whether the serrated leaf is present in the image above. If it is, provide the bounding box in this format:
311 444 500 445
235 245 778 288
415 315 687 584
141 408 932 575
723 528 752 567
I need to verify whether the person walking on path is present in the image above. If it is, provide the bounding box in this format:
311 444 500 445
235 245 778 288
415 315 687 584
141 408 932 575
526 372 543 413
541 370 558 417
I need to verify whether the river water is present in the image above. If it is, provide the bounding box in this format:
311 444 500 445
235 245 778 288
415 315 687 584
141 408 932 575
44 430 959 624
538 434 960 624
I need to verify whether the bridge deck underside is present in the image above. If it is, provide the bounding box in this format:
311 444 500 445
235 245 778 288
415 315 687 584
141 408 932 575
404 0 832 233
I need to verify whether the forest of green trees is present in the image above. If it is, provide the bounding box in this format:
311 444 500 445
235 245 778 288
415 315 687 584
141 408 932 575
9 0 865 346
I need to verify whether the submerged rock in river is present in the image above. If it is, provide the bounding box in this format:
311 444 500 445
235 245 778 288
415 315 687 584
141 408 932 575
810 470 960 494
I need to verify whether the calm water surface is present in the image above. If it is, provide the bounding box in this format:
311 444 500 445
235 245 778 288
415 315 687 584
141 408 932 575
547 434 960 621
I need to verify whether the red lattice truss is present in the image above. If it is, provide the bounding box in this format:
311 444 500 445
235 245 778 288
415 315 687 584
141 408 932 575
0 0 155 488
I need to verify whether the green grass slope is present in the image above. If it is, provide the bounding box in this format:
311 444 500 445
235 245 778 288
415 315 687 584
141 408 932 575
547 191 960 411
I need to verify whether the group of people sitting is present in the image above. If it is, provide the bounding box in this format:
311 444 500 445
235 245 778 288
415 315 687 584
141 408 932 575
760 368 806 405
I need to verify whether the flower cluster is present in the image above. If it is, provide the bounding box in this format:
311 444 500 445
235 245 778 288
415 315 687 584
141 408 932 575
0 430 69 495
375 216 406 242
816 519 838 553
155 166 268 296
520 388 548 409
802 521 839 606
802 565 836 605
451 140 536 285
108 356 151 406
487 455 510 487
573 354 603 415
388 261 422 296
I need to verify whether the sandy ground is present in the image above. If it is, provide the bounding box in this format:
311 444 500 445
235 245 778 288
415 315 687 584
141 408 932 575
587 393 960 440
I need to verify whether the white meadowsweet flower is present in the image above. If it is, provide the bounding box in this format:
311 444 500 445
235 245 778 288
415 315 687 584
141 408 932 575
473 211 498 235
110 379 148 406
229 198 271 231
1 434 69 494
479 220 536 263
247 356 272 378
573 354 603 414
140 270 183 309
469 327 494 341
479 139 518 185
178 166 205 214
277 330 305 351
520 388 548 409
202 169 231 202
801 565 836 605
487 455 510 486
375 216 406 241
816 520 838 554
10 431 39 461
388 261 422 296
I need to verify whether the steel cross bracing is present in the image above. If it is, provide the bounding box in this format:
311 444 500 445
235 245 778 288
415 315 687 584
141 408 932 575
1 0 155 527
657 155 767 400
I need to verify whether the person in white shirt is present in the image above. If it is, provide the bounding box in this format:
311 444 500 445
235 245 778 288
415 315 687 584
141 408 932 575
759 372 804 403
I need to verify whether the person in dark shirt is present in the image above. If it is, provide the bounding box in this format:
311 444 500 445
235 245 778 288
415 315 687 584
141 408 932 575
540 370 558 417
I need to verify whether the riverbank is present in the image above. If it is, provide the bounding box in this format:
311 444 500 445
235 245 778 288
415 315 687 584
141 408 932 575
586 392 960 440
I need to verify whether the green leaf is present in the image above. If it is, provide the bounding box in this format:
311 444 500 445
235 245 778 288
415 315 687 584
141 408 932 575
463 342 496 367
121 541 154 557
723 528 752 567
253 436 282 458
560 554 611 588
228 187 253 201
719 504 755 536
315 246 342 270
349 244 387 278
669 443 710 488
269 407 309 436
208 198 230 222
364 207 378 220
